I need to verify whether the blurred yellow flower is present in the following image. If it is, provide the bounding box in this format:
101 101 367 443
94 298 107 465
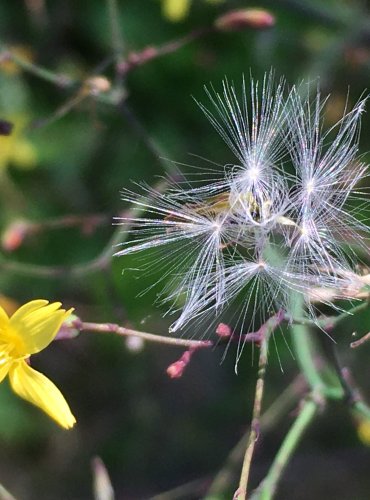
0 299 76 429
161 0 223 22
0 115 37 169
162 0 190 21
357 418 370 446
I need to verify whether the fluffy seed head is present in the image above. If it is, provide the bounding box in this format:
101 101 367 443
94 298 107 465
115 73 369 358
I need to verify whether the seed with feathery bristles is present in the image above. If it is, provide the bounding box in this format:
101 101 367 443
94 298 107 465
115 73 369 358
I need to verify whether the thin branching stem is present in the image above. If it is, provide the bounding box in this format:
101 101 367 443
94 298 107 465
237 336 268 499
76 320 213 349
0 45 74 88
117 27 212 75
0 180 169 278
237 311 284 499
106 0 125 67
251 395 321 500
205 375 307 498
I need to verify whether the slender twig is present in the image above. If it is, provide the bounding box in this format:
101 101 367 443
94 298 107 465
117 27 212 75
0 223 121 278
237 311 284 500
351 331 370 348
149 376 307 500
0 47 121 106
251 395 321 500
106 0 125 67
237 338 268 499
0 23 212 108
0 46 74 88
2 213 111 252
23 213 110 232
288 300 370 330
205 375 307 499
318 300 369 330
70 316 285 351
106 0 126 95
31 92 89 129
75 319 213 349
0 180 168 278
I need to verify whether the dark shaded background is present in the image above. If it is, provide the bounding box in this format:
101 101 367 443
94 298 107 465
0 1 369 499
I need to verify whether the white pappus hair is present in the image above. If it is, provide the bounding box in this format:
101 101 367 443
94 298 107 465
114 72 369 360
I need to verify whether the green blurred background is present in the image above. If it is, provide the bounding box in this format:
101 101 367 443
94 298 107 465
0 0 369 498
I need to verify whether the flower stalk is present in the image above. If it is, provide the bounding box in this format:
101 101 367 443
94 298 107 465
251 396 321 500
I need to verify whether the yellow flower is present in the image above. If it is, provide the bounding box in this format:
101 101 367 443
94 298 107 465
161 0 224 22
162 0 190 21
0 114 37 170
357 418 370 446
0 299 76 429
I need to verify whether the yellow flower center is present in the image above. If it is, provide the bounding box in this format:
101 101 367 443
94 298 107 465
0 326 27 362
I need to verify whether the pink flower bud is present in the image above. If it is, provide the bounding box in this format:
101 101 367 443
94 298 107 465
215 9 275 32
216 322 232 338
167 360 187 379
166 349 194 378
1 221 28 251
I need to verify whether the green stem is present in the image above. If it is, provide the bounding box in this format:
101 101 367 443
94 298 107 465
320 301 369 330
291 321 327 391
352 400 370 421
252 396 320 500
0 46 75 88
288 300 369 330
106 0 125 83
0 46 123 106
107 0 125 59
290 296 343 399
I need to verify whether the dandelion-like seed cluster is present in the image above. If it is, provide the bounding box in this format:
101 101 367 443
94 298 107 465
115 74 369 359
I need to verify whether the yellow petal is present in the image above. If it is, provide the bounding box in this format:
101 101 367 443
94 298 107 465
10 299 49 320
0 361 10 383
10 300 73 354
162 0 190 21
0 306 12 346
9 361 76 429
